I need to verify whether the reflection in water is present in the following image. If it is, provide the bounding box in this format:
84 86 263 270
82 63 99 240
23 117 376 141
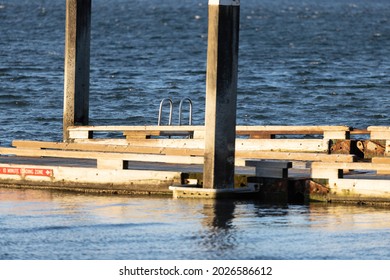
199 200 237 257
202 200 236 229
308 203 390 231
2 188 390 259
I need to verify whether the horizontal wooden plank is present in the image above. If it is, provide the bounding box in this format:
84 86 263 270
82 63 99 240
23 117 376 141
68 125 204 132
367 126 390 131
67 125 352 140
67 125 351 132
370 132 390 140
367 126 390 140
121 139 328 152
245 160 292 169
236 125 350 132
67 125 351 139
254 168 289 179
123 130 194 139
12 140 205 156
329 178 390 194
350 129 369 135
371 157 390 174
0 147 204 165
11 140 355 162
15 138 329 153
245 160 292 179
372 157 390 164
236 151 355 162
311 162 390 171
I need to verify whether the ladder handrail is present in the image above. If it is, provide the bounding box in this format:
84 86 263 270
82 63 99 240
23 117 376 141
178 97 193 126
158 98 173 126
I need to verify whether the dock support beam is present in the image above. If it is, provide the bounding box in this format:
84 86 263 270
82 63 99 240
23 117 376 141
63 0 91 141
203 0 240 189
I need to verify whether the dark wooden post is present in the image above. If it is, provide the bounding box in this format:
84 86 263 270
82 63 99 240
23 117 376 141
63 0 91 141
203 0 240 189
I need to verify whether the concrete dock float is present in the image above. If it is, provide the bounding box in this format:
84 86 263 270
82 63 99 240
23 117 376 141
0 151 307 201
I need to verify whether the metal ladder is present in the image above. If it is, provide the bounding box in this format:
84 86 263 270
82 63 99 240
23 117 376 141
178 97 193 126
157 98 173 126
158 98 193 126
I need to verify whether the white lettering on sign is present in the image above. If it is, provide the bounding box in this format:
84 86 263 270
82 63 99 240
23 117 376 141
209 0 240 6
0 167 21 175
24 168 53 177
0 167 53 177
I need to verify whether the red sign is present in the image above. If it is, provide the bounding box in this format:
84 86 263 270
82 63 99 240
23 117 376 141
0 167 53 177
24 168 53 177
0 167 21 175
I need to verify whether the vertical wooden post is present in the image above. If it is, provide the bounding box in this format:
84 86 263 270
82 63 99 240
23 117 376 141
63 0 91 141
203 0 240 189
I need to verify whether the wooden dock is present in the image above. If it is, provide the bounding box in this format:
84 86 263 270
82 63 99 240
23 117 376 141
4 1 388 204
1 125 390 204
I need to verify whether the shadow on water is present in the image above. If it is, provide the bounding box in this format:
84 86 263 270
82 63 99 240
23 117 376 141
196 198 295 258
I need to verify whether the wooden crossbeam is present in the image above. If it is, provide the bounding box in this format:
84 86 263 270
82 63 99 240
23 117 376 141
14 138 329 153
311 162 390 180
11 140 355 162
67 125 351 140
368 126 390 140
312 162 390 171
246 160 293 169
12 140 204 156
122 138 329 152
67 125 350 132
372 157 390 164
371 157 390 174
236 151 354 162
245 160 293 179
0 147 204 167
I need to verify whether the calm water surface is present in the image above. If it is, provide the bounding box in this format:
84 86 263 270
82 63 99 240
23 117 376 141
1 0 390 260
1 188 390 260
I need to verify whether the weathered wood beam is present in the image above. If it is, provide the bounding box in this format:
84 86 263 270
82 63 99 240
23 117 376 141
63 0 91 140
11 140 355 162
203 0 240 189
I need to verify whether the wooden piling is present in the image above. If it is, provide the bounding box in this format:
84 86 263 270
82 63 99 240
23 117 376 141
63 0 91 140
203 0 240 189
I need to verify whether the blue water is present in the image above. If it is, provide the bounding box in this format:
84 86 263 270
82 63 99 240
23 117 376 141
1 0 390 260
1 187 390 260
1 0 390 145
